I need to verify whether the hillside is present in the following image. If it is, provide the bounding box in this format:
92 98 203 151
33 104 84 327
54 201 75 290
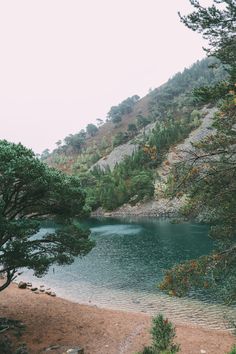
43 57 227 214
45 57 226 173
91 106 217 217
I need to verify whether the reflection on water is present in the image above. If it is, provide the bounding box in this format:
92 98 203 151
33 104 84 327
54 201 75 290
20 217 236 330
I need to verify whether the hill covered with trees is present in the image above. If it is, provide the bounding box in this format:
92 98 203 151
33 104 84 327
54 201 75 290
44 56 227 213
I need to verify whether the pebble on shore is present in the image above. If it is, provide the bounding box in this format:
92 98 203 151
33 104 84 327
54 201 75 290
17 281 56 297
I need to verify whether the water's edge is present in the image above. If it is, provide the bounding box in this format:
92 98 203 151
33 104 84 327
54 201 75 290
18 218 236 331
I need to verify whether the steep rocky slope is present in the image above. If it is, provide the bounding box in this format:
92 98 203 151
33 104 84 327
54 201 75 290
90 122 156 171
92 106 217 217
154 106 217 196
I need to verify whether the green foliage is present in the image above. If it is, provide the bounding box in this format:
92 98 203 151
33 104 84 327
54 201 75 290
0 336 14 354
0 140 94 291
148 115 198 160
179 0 236 80
63 130 86 152
0 337 28 354
137 314 180 354
83 104 203 212
41 148 50 160
82 150 154 211
0 317 28 354
136 115 151 129
161 95 236 303
107 95 140 124
160 0 236 304
149 57 227 120
130 171 154 202
112 132 129 147
227 345 236 354
128 123 138 137
86 123 98 137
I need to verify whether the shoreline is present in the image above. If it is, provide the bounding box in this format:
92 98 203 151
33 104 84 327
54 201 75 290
0 283 234 354
14 276 236 333
91 198 183 218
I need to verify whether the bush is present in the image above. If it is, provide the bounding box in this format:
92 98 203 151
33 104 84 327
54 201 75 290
0 337 29 354
112 132 128 147
228 346 236 354
137 314 180 354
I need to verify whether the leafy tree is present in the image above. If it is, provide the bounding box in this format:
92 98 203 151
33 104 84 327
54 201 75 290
136 115 150 129
160 93 236 302
0 140 94 292
160 0 236 304
111 114 122 124
107 95 140 124
112 132 128 147
64 130 86 152
128 123 138 136
86 123 98 137
41 148 50 160
178 0 236 79
130 171 154 202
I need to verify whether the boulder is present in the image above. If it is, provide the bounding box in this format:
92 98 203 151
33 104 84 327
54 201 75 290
31 287 38 291
50 292 56 297
65 348 84 354
45 345 61 351
18 281 27 289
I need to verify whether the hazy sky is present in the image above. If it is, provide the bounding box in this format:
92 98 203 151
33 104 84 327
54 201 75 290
0 0 209 154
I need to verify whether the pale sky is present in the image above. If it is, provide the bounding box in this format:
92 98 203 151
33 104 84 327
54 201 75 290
0 0 209 154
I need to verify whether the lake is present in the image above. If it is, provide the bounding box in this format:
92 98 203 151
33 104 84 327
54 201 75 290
20 217 236 330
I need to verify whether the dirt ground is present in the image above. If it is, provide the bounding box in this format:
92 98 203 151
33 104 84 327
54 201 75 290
0 283 234 354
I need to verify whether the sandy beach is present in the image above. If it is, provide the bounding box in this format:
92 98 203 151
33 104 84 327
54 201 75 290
0 283 234 354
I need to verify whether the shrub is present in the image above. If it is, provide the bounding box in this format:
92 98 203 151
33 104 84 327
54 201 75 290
228 346 236 354
112 132 128 147
137 314 180 354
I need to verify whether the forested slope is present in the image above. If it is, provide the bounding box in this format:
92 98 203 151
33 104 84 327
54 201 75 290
44 57 227 213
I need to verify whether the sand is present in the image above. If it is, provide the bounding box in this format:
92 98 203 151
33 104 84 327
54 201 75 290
0 283 234 354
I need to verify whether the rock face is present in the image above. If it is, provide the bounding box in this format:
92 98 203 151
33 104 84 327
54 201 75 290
92 107 217 218
92 197 184 218
155 107 217 197
91 141 138 171
18 281 27 289
90 122 156 172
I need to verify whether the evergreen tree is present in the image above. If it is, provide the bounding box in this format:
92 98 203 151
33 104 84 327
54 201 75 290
160 0 236 304
0 140 94 292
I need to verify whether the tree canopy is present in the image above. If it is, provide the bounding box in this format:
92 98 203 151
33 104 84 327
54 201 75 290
86 123 98 137
160 0 236 304
179 0 236 76
0 140 94 291
107 95 140 124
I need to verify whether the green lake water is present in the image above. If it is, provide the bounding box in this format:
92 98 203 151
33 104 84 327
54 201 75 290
21 217 236 330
